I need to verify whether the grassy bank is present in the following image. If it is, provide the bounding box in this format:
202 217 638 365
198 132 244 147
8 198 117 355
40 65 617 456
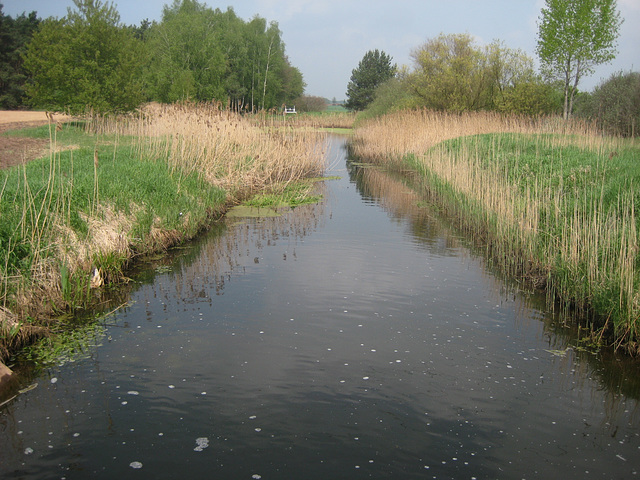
0 103 326 362
351 109 639 354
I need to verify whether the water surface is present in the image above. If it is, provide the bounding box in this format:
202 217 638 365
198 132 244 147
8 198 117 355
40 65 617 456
1 136 638 479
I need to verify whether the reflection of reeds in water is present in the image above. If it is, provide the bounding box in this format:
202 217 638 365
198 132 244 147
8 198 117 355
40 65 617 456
154 185 326 304
354 157 640 405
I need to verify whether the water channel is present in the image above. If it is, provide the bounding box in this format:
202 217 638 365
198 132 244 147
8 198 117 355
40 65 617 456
1 136 639 479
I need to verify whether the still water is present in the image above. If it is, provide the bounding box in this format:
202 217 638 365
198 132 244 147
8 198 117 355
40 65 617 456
1 136 639 479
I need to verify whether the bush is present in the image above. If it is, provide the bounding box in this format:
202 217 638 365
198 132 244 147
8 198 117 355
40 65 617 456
292 95 327 112
575 71 640 137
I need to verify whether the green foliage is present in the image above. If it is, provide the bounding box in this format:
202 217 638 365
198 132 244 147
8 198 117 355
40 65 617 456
361 34 560 118
143 1 297 111
345 49 396 111
410 33 487 112
0 5 40 109
22 0 145 113
407 34 557 114
144 0 227 103
575 71 640 137
536 0 623 119
495 78 562 115
358 73 417 120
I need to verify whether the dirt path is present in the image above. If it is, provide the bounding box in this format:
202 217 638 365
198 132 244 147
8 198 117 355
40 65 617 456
0 111 71 169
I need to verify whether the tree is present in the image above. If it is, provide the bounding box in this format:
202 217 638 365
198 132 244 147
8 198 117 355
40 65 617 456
23 0 144 113
144 0 227 103
0 6 40 109
293 95 326 112
409 33 489 112
536 0 622 119
143 4 297 111
575 71 640 136
345 49 396 111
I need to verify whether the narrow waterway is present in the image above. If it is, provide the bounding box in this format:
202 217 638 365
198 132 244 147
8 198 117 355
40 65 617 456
1 136 639 479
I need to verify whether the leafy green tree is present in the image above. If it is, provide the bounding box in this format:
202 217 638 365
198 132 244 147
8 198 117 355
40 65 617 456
485 41 537 109
143 3 295 111
23 0 144 113
281 59 305 105
536 0 623 119
496 78 562 115
345 49 396 111
409 33 489 112
0 5 40 109
144 0 227 103
361 67 417 119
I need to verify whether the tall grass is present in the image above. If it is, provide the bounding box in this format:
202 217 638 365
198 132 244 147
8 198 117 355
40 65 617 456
249 110 356 131
1 103 327 361
351 109 640 353
87 102 327 196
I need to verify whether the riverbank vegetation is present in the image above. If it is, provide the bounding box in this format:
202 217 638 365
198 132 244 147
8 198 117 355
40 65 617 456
350 109 639 354
0 103 326 362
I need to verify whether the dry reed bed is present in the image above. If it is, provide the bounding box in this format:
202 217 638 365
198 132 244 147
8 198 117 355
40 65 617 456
351 109 639 351
249 111 356 130
89 103 328 197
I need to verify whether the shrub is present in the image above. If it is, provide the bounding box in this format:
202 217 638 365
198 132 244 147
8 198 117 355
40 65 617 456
575 71 640 137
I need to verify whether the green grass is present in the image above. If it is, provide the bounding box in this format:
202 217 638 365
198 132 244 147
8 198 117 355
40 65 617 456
243 180 322 208
0 123 226 314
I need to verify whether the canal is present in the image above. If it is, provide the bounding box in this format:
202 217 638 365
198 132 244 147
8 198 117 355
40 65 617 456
1 135 639 479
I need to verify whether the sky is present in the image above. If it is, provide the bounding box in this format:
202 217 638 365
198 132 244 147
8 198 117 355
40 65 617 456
4 0 640 100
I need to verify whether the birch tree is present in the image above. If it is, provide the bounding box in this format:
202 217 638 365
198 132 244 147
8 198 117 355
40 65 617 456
536 0 622 119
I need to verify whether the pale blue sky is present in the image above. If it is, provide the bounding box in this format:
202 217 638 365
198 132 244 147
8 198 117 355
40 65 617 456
4 0 639 100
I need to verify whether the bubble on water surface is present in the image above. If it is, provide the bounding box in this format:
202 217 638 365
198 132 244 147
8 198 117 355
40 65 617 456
252 475 262 479
24 447 34 455
127 391 139 395
129 461 143 469
194 437 209 451
50 377 58 384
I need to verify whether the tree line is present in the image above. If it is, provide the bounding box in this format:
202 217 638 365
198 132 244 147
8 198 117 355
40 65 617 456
345 0 638 136
0 0 305 114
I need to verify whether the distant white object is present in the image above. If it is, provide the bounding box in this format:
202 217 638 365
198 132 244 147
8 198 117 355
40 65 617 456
283 106 297 114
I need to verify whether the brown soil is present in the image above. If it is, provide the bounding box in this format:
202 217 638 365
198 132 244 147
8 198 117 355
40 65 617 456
0 111 71 169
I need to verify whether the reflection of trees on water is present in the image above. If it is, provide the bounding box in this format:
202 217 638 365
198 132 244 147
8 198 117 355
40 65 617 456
347 155 640 408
